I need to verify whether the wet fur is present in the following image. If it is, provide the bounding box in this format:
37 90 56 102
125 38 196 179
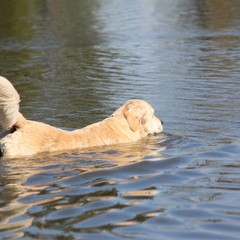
0 76 163 159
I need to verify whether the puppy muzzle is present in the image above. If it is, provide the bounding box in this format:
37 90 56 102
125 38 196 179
0 148 4 158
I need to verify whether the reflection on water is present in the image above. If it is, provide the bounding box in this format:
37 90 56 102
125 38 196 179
1 0 240 239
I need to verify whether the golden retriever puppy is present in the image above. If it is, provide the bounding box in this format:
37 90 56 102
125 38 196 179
0 76 163 159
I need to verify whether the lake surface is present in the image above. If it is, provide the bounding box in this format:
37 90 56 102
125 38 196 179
0 0 240 239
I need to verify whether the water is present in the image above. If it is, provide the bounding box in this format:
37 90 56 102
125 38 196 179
0 0 240 239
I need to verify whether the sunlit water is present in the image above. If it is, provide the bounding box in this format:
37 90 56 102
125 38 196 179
0 0 240 239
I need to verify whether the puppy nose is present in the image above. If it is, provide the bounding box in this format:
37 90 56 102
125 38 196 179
0 148 4 158
157 115 163 125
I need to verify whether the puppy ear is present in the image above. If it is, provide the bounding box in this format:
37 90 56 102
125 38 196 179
123 104 146 132
124 111 139 132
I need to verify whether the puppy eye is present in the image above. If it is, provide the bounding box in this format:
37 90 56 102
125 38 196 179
9 125 17 134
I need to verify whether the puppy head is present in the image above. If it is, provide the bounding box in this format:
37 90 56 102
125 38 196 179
122 100 163 137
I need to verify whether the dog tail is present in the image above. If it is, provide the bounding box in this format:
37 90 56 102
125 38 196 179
0 76 21 130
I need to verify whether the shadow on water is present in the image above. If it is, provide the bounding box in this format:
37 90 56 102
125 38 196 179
1 134 240 239
0 134 168 237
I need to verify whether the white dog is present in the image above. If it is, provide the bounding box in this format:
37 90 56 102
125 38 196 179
0 76 163 159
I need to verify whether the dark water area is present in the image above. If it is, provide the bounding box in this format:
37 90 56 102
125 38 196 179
0 0 240 239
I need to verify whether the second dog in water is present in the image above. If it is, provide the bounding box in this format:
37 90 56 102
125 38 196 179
0 76 163 159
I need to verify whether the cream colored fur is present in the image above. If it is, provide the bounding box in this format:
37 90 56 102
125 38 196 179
0 76 163 159
0 76 21 130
